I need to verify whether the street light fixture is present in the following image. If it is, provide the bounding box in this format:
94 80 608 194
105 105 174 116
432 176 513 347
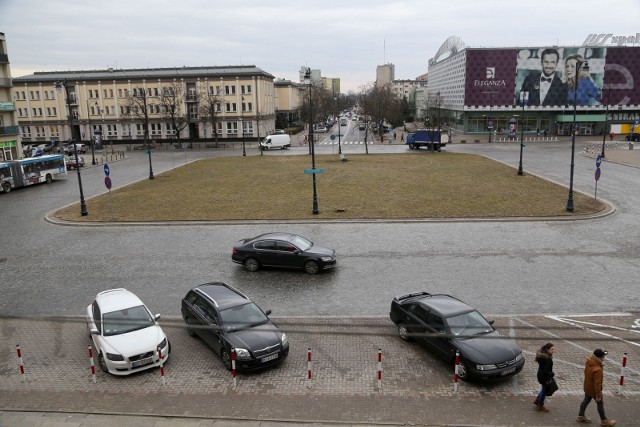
518 91 528 175
241 95 246 156
87 100 99 165
304 68 319 215
55 79 88 216
566 61 582 212
601 84 610 159
335 94 342 155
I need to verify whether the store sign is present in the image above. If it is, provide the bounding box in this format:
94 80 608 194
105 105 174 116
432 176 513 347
582 33 640 46
0 102 15 111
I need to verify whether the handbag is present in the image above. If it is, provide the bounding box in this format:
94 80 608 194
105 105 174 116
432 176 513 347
545 378 559 396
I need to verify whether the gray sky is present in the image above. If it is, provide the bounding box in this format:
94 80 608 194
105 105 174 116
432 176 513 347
1 0 638 92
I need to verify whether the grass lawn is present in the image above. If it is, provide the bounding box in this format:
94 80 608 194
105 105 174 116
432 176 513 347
54 153 606 222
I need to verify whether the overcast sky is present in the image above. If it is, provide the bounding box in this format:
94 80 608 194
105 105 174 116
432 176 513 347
1 0 638 92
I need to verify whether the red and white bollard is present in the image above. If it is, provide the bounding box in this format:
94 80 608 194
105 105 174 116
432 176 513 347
231 348 237 389
157 346 165 386
453 350 460 392
88 345 96 384
307 348 312 388
16 344 25 382
377 348 383 390
619 352 628 394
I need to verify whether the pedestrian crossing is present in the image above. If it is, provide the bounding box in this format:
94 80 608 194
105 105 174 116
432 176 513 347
318 140 374 145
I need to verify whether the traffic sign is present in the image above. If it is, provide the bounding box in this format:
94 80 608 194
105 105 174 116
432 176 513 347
596 155 602 168
487 120 494 129
304 168 324 174
595 168 601 181
104 176 112 190
104 164 110 176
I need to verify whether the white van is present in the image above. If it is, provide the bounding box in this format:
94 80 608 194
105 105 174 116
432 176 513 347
260 134 291 150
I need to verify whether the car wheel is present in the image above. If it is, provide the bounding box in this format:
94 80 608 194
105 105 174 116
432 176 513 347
45 174 53 183
304 260 320 274
98 352 109 373
456 359 470 381
221 348 232 371
185 319 196 337
2 182 11 193
244 258 259 272
397 323 411 341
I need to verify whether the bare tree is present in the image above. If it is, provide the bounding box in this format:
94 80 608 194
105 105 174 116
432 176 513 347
360 83 399 143
120 86 156 179
200 88 222 147
158 81 189 145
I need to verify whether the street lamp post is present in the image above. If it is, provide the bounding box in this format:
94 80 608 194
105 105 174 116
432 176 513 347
55 79 88 216
87 100 98 165
518 91 528 175
566 62 582 212
335 94 342 155
304 69 319 214
241 95 246 156
601 85 610 159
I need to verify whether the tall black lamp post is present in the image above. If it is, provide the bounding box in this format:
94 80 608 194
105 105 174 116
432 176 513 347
335 94 342 155
241 95 246 156
56 79 88 216
304 69 319 214
566 62 582 212
87 100 99 165
518 91 528 175
601 85 610 159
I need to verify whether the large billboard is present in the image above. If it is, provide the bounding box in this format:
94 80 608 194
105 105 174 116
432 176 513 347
464 49 517 107
464 46 640 107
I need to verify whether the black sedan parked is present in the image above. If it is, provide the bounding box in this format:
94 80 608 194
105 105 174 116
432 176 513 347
181 282 289 371
389 292 524 381
232 232 336 274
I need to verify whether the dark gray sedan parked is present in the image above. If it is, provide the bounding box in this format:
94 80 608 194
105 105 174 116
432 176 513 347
232 232 336 274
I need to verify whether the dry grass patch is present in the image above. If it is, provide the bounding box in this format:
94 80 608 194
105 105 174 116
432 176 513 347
55 153 605 221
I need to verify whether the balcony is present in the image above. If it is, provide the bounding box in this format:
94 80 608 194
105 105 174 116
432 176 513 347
0 77 12 87
0 125 19 136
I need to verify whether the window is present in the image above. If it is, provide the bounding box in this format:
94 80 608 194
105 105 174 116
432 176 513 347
254 240 277 250
21 126 32 138
166 123 176 135
136 124 145 136
225 85 236 95
106 124 118 137
103 89 114 98
426 312 446 334
215 122 222 134
35 126 45 137
242 102 252 112
243 121 253 134
49 126 59 137
226 122 238 134
46 107 57 116
150 123 161 136
92 302 102 333
122 124 132 138
241 85 252 95
18 108 27 117
153 87 160 96
225 102 237 112
277 242 297 252
29 90 40 100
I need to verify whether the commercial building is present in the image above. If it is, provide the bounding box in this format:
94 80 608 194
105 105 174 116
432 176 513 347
12 65 278 148
376 64 395 86
427 36 640 137
0 32 21 160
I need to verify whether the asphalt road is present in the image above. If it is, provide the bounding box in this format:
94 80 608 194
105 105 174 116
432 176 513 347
1 140 638 319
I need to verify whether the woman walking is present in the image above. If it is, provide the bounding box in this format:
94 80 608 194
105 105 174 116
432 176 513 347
534 343 556 412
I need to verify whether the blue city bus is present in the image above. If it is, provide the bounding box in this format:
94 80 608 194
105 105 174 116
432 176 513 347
0 154 66 193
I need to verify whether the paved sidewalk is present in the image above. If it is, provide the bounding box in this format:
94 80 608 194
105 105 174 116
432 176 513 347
1 315 638 426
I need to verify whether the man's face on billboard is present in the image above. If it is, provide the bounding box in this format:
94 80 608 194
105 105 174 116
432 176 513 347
541 53 559 77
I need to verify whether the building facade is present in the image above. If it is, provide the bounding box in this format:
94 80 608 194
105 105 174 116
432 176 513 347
427 37 640 137
376 64 395 86
12 66 277 148
0 32 21 160
274 79 304 128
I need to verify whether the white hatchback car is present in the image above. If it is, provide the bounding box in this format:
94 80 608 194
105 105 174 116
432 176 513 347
86 289 170 375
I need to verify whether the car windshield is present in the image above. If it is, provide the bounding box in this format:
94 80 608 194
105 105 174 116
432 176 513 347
220 302 268 332
445 310 494 337
289 235 312 251
102 305 155 336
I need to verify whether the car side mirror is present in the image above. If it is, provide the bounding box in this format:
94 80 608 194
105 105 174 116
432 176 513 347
90 327 99 335
488 319 495 326
265 309 272 316
154 314 161 321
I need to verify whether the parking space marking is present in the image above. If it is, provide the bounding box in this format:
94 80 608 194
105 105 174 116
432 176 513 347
549 315 640 348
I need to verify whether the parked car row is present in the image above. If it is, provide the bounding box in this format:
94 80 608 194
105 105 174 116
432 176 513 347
87 232 524 382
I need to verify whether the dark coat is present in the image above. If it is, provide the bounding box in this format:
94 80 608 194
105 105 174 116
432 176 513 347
536 351 554 385
520 72 566 106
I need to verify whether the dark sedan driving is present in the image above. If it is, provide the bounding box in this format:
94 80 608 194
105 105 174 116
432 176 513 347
232 232 336 274
389 292 525 381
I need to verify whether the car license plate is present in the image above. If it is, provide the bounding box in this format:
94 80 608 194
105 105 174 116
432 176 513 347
501 366 516 375
261 353 279 363
131 357 154 368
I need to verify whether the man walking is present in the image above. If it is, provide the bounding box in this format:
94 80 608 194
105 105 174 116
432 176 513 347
576 349 616 425
520 48 566 106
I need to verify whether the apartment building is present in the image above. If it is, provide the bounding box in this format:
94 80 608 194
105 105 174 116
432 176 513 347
12 65 277 146
274 79 304 128
0 32 21 160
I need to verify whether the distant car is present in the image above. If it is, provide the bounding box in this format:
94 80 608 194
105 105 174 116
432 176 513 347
65 143 86 154
274 129 286 134
181 282 289 371
389 292 525 381
66 155 85 170
86 288 170 376
358 123 366 131
625 133 639 142
232 232 336 274
315 125 328 132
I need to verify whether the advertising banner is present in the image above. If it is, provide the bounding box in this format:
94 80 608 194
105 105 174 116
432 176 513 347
464 49 517 107
603 47 640 105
